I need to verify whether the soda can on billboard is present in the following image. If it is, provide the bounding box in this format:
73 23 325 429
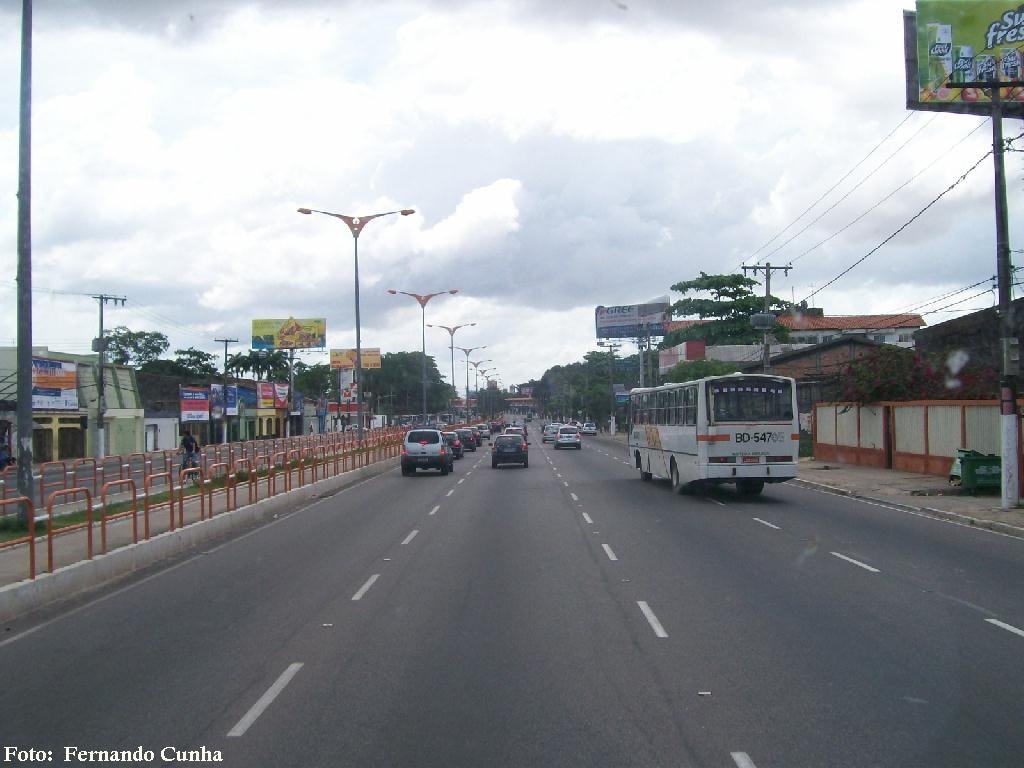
1000 48 1021 80
925 23 953 89
952 45 974 83
976 54 997 82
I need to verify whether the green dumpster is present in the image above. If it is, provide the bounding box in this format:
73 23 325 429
959 451 1001 492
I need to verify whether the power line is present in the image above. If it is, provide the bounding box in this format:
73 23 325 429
800 148 995 305
740 112 921 270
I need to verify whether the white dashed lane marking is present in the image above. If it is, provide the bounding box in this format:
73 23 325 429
351 574 380 601
227 663 304 738
830 552 880 573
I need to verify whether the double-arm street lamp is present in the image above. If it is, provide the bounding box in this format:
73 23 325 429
456 346 488 421
297 205 415 443
427 323 476 419
388 288 459 424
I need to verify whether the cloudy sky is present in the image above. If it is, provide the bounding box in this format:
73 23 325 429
1 0 1020 392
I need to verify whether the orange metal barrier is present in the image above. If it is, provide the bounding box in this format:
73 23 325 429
206 462 234 516
39 462 68 506
100 455 124 482
177 468 206 525
269 451 290 496
143 472 176 539
287 449 304 488
71 458 101 497
0 497 36 580
124 452 150 483
46 488 93 574
100 479 138 554
232 458 258 506
0 465 16 501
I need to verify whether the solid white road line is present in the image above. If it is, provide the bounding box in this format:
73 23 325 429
752 517 780 530
731 752 758 768
830 551 880 573
227 662 304 737
352 574 380 601
637 601 669 638
582 512 594 524
985 618 1024 639
570 493 579 502
429 505 439 516
401 530 419 546
602 543 618 561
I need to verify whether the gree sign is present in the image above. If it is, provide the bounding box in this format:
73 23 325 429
595 303 669 339
905 2 1024 117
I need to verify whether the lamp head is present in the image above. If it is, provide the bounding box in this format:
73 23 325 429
297 208 312 214
386 289 397 295
400 209 415 216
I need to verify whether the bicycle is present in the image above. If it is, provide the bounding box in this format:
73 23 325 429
179 450 202 489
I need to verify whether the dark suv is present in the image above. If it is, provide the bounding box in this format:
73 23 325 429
401 429 453 475
456 428 478 452
491 434 528 468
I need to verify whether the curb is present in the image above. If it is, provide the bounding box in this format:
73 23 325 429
790 478 1024 540
0 458 399 624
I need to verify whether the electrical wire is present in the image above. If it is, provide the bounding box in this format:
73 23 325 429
800 148 995 305
740 112 921 269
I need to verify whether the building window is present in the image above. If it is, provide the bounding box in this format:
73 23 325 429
873 334 887 342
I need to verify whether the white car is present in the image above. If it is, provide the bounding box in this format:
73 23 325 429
542 423 560 443
581 422 597 436
476 424 492 439
554 426 582 450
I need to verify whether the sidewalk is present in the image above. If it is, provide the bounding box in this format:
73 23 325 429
599 432 1024 539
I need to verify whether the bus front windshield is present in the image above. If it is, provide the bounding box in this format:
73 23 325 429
708 378 793 423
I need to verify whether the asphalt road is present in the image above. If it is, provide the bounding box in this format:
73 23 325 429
1 430 1022 768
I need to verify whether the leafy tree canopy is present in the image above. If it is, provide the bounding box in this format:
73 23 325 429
106 326 169 366
170 347 219 378
840 346 997 403
663 271 791 348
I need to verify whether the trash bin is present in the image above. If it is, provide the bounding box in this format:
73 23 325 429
959 451 1001 492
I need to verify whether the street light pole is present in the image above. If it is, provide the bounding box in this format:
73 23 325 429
388 289 459 424
215 337 237 444
297 205 415 443
456 346 487 421
427 323 476 419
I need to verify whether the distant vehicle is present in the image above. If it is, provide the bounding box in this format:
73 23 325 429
555 425 582 450
628 373 799 496
476 424 492 439
401 429 453 476
542 424 560 443
443 431 464 460
581 422 598 436
456 428 478 451
491 434 529 468
503 426 525 438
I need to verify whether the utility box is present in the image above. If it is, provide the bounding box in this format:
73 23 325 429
950 449 1001 492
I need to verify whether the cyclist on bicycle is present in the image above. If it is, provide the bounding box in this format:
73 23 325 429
179 430 201 480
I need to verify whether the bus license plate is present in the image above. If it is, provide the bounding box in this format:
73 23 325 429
742 456 760 464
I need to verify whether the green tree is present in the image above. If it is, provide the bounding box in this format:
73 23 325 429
294 362 336 398
662 271 791 348
171 347 219 378
663 359 742 383
362 352 453 415
226 350 289 381
105 326 169 366
840 346 997 403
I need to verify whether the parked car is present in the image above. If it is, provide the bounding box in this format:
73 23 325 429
401 429 453 475
456 428 478 451
491 434 529 468
581 422 598 436
542 423 560 443
443 431 464 459
555 425 582 450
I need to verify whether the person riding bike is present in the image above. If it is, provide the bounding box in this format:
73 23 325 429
179 430 201 481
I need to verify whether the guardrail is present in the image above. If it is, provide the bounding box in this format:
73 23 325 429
46 488 93 574
101 479 138 554
0 497 35 580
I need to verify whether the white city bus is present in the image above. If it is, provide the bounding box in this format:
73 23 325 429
628 373 799 496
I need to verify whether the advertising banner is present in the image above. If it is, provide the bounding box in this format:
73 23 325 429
257 382 276 409
251 318 327 350
180 386 210 422
292 391 304 417
226 384 238 417
595 303 669 339
905 5 1024 117
210 383 225 420
31 357 79 410
330 348 382 369
274 383 289 409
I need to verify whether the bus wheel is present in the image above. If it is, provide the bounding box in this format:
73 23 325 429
670 461 686 495
737 479 764 496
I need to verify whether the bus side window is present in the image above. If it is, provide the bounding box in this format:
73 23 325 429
684 386 697 425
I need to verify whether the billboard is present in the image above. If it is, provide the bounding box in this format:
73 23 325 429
330 348 382 369
180 386 210 422
595 303 669 339
31 357 78 410
209 384 238 419
257 382 290 409
251 318 327 350
905 5 1024 117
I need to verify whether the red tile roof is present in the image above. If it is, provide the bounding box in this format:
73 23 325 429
664 314 924 335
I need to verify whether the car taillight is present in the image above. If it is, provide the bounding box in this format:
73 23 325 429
454 440 461 447
401 446 408 455
440 447 447 455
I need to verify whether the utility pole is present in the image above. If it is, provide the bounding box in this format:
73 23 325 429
743 262 791 372
285 349 296 437
91 294 126 459
215 338 237 445
15 0 33 518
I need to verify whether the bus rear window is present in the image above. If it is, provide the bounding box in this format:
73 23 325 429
708 379 793 423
